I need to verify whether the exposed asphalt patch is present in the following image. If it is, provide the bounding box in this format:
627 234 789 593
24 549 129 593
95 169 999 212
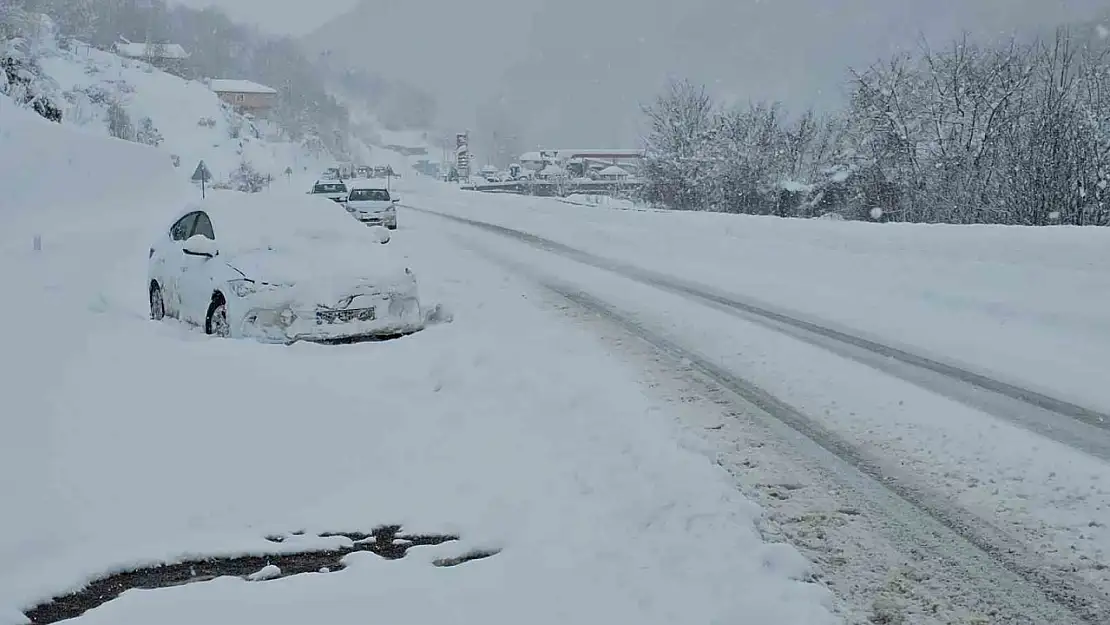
24 526 499 625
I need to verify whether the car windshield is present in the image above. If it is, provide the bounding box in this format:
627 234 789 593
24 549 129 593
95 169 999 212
313 183 346 193
348 189 390 201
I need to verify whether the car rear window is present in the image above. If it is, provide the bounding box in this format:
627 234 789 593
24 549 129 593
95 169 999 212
348 189 391 201
313 183 347 193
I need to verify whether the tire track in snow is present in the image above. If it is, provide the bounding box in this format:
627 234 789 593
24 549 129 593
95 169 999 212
412 207 1110 624
405 204 1110 461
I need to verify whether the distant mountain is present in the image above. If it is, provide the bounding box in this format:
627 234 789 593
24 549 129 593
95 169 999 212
301 0 539 130
308 0 1110 156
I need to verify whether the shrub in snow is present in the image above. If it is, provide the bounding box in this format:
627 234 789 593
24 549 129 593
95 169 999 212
171 154 181 168
78 84 110 105
197 117 216 128
106 101 134 141
230 160 268 193
1 37 62 122
136 116 163 147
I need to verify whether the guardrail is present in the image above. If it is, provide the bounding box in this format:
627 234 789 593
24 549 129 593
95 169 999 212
461 178 644 198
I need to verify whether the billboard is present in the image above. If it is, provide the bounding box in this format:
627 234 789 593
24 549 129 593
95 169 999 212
455 131 470 177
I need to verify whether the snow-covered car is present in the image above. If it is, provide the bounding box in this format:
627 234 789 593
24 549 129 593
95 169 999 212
309 180 348 203
147 195 424 343
345 185 398 229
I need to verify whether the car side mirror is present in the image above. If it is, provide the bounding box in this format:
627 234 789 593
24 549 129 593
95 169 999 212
182 234 218 258
391 197 400 204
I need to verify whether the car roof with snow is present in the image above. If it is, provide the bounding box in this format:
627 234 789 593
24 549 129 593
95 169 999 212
173 194 374 252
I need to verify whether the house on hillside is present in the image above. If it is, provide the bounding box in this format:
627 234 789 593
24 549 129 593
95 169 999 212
207 79 278 113
113 39 190 74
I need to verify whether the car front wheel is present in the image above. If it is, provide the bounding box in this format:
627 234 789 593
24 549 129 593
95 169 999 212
206 297 230 337
150 282 165 320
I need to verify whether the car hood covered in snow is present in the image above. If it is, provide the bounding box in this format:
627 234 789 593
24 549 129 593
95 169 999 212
224 242 416 305
186 192 416 304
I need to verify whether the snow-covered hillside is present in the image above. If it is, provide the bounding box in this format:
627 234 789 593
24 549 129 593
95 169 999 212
0 90 188 240
329 86 437 174
6 16 435 189
37 42 328 185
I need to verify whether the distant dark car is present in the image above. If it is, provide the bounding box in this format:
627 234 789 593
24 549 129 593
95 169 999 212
309 181 348 203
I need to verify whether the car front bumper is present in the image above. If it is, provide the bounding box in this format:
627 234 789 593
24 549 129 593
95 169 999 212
355 211 396 227
242 294 423 343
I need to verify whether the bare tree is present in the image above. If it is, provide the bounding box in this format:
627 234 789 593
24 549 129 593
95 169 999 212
640 80 716 210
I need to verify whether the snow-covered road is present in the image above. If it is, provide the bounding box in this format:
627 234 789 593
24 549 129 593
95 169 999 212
396 181 1110 624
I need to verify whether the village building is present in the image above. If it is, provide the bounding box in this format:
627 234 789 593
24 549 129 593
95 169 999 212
113 39 190 74
207 79 278 113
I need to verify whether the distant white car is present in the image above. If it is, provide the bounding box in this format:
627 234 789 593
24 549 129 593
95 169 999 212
345 185 398 229
147 195 424 343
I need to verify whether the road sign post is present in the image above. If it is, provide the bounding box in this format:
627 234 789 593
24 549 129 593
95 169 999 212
192 160 212 198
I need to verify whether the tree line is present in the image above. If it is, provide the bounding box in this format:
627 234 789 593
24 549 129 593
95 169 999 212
641 26 1110 226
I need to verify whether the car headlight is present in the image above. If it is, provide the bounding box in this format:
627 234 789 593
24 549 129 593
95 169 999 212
279 308 296 327
246 307 297 329
228 279 285 298
228 279 258 298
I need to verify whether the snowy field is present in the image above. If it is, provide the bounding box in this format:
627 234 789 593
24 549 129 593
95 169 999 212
0 103 834 624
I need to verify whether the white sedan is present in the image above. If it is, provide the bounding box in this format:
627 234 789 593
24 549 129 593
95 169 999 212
147 194 425 343
345 185 398 229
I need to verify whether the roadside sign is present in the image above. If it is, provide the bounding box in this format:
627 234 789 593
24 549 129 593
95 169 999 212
192 160 212 198
191 160 212 182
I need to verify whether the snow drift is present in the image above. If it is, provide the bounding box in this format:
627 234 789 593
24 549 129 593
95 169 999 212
0 92 188 239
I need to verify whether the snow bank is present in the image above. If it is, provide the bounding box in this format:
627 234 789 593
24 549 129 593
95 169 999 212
1 90 193 623
405 180 1110 414
0 92 188 240
562 193 639 210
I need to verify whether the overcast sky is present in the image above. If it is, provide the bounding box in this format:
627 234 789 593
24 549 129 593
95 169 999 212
174 0 1109 152
170 0 358 35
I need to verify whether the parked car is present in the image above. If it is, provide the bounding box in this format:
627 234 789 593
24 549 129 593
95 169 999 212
309 180 348 203
345 184 398 229
147 195 424 343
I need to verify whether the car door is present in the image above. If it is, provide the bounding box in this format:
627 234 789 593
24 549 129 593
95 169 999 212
176 211 218 326
162 212 198 318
